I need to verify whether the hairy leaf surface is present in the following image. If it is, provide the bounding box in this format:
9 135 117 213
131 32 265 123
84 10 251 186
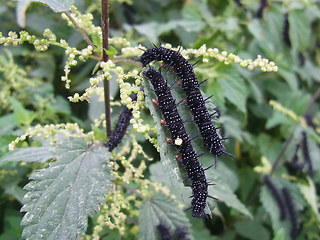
0 146 53 163
138 191 191 240
31 0 74 12
20 137 113 240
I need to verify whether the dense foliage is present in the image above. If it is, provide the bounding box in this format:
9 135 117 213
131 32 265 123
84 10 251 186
0 0 319 239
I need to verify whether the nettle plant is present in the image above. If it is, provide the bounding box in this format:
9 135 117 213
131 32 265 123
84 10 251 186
1 0 319 240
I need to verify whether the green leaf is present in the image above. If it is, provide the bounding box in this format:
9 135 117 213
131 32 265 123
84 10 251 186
0 146 53 163
138 191 191 240
103 46 118 59
182 3 202 21
190 216 218 240
134 22 159 43
207 79 225 110
54 96 71 115
247 9 286 58
288 9 311 51
207 170 252 218
272 229 285 240
31 0 74 12
260 186 292 240
235 220 270 240
20 138 114 240
16 0 33 28
8 97 36 126
257 134 282 165
248 79 264 104
220 115 243 141
149 162 174 187
0 114 17 135
91 32 102 50
218 72 248 113
135 13 205 42
298 177 319 220
0 209 23 239
277 67 298 92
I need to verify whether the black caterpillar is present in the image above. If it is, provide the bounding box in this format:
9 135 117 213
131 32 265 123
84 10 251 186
289 144 305 170
263 176 286 220
140 46 227 163
234 0 243 7
257 0 268 19
157 223 189 240
282 187 299 239
157 223 171 240
143 67 213 218
303 113 318 133
105 93 137 151
283 14 291 47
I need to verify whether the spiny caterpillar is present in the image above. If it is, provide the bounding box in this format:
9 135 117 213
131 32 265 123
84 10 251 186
282 187 299 239
140 46 228 165
105 93 137 151
257 0 268 19
283 14 291 47
263 175 286 220
288 131 314 177
143 67 216 218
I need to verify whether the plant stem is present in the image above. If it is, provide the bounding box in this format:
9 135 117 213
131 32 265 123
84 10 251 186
64 11 96 50
101 0 112 138
246 133 294 206
119 183 146 200
304 87 320 115
270 133 294 174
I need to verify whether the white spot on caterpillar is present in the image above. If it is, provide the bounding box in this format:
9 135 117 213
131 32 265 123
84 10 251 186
174 138 183 146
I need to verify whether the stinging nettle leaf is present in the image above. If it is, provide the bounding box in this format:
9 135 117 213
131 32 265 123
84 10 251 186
16 0 33 28
8 97 36 126
20 138 114 240
31 0 74 12
234 220 270 240
103 46 118 59
260 186 292 240
298 177 319 221
0 146 53 163
218 73 248 113
208 176 252 218
138 191 192 240
288 9 311 51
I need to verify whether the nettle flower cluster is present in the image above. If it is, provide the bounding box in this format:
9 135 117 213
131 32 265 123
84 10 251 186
91 181 176 239
270 100 320 140
0 51 41 110
269 100 307 127
61 6 102 37
163 43 279 72
8 123 91 151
